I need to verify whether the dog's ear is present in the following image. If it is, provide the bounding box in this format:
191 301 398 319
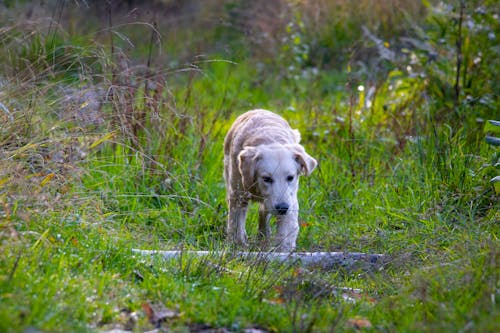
291 145 317 176
238 147 260 189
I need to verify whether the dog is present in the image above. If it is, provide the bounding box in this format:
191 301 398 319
223 109 317 251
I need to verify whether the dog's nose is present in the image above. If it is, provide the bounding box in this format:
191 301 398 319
275 203 289 215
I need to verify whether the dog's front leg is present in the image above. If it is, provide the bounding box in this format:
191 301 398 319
258 203 271 246
227 199 249 247
274 208 299 252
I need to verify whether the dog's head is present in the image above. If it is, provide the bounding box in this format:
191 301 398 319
238 143 317 215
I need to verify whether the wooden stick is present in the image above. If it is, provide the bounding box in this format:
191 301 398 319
132 249 385 269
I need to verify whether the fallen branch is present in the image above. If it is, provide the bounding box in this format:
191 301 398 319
132 249 386 269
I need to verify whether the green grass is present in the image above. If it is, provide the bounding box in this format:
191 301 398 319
1 1 499 332
1 59 497 332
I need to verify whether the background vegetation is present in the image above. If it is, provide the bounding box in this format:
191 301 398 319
0 0 498 332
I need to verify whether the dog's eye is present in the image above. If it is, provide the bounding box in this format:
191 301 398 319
262 176 273 184
286 175 294 182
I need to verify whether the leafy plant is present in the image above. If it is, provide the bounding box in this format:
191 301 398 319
484 120 500 194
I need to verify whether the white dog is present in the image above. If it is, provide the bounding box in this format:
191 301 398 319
223 109 317 251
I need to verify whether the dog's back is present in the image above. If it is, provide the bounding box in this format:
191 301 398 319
224 109 300 157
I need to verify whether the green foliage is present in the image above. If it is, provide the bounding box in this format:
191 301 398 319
484 120 500 194
0 1 498 332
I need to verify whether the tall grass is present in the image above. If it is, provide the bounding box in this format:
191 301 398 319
0 1 498 332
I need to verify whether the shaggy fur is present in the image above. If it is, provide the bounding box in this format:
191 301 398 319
224 109 317 251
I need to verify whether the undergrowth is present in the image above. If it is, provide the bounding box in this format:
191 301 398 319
0 1 498 332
